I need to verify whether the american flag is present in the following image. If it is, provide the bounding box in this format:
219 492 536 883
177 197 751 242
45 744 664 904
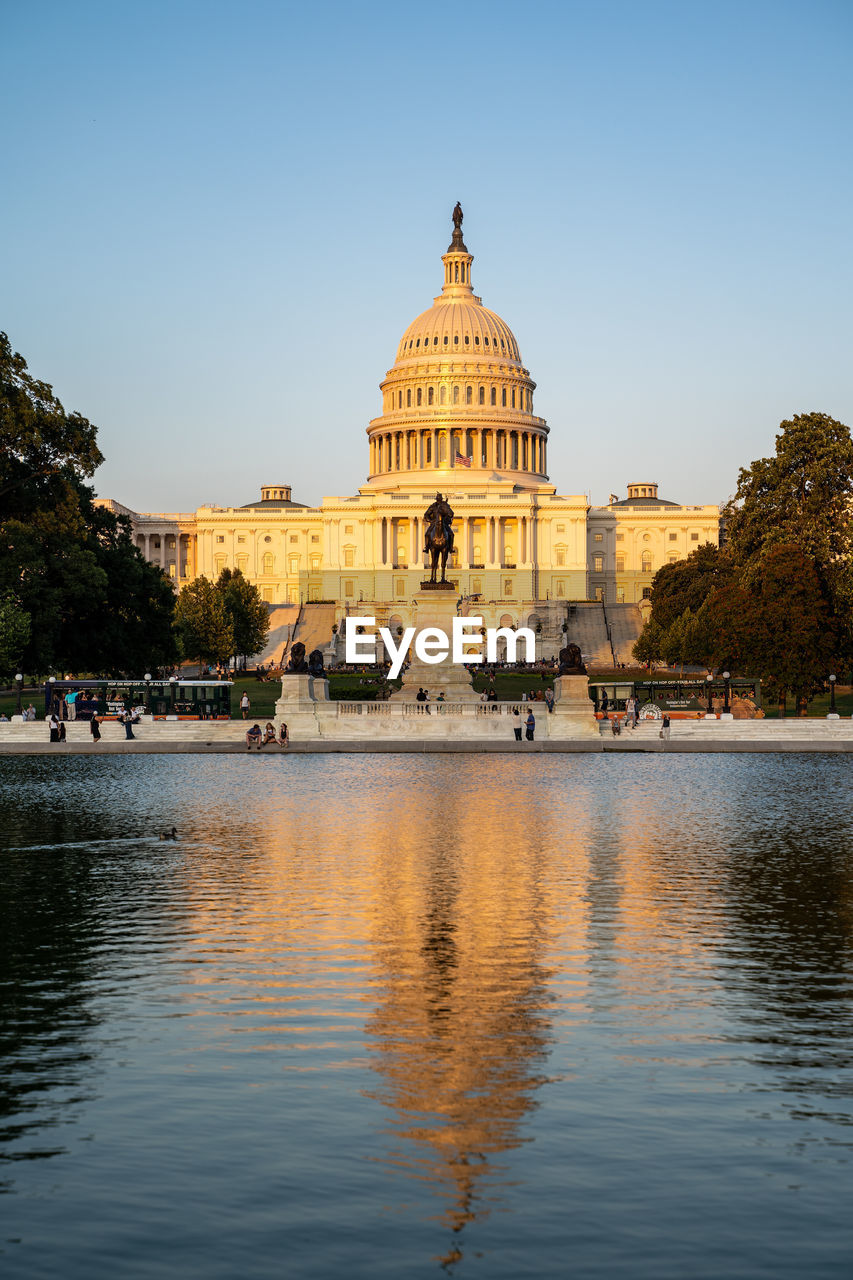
455 452 471 467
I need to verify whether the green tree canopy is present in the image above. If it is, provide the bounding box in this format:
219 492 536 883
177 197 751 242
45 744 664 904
0 592 31 680
216 568 270 661
174 577 234 672
1 333 177 674
647 542 731 631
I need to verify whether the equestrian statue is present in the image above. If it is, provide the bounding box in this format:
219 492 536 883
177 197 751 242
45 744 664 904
423 492 455 584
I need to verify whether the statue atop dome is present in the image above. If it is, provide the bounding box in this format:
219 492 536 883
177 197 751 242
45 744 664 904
452 201 463 231
448 202 467 253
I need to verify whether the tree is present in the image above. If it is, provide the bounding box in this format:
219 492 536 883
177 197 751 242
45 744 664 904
632 616 665 667
647 542 731 631
174 577 234 672
216 568 270 663
706 544 836 713
0 592 31 680
1 333 177 674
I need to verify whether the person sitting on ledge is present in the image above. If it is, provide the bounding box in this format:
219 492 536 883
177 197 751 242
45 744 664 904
246 723 262 750
261 722 276 746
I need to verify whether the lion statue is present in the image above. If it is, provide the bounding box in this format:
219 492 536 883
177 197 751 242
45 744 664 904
558 643 587 676
284 641 309 674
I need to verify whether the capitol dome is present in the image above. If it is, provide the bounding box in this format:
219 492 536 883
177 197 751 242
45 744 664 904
366 211 549 491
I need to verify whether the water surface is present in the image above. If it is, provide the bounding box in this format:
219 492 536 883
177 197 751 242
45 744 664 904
1 754 852 1278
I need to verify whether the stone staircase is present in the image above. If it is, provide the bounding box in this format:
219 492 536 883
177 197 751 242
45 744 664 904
601 717 853 741
566 602 613 667
605 604 643 666
289 602 337 661
256 603 300 666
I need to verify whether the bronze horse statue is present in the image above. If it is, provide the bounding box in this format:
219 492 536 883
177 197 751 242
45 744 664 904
423 493 455 584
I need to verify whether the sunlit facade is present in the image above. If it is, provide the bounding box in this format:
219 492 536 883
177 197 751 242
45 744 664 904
101 216 719 619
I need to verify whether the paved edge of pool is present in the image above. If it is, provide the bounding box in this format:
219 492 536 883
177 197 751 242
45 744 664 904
4 739 853 755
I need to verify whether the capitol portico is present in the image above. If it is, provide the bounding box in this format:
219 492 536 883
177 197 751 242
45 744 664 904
101 210 719 646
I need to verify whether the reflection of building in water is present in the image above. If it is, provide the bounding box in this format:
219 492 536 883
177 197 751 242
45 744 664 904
360 771 568 1266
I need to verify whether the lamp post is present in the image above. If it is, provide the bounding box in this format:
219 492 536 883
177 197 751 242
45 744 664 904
722 670 731 717
828 673 838 719
144 672 152 717
706 673 714 716
48 675 56 716
15 672 23 717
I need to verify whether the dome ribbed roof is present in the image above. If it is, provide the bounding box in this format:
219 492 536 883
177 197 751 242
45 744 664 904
394 299 522 366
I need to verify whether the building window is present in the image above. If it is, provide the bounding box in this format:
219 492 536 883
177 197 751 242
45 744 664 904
466 385 472 405
288 556 299 575
479 386 485 405
642 587 652 600
669 532 677 541
555 547 566 566
237 535 246 544
668 553 678 563
595 587 604 602
556 524 565 533
594 533 603 542
556 579 565 596
344 525 353 534
617 587 625 602
417 388 422 406
262 587 274 602
504 579 513 596
427 387 434 406
263 553 274 574
344 580 354 597
511 389 516 408
501 389 507 407
641 552 652 572
616 555 625 572
237 555 248 572
290 535 298 543
215 554 226 572
216 535 224 544
471 577 482 594
311 535 319 543
344 548 354 567
407 389 412 407
395 579 405 597
491 387 496 406
440 385 447 405
691 532 700 541
616 533 624 542
594 555 603 572
310 555 320 572
453 385 460 404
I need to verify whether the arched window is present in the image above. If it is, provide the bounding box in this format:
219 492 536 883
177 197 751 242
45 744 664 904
406 389 411 407
440 385 447 405
479 386 485 405
428 386 434 405
416 387 422 406
453 385 460 404
262 553 274 574
466 385 472 405
491 387 497 406
512 389 516 408
502 389 507 407
397 391 402 408
641 552 652 572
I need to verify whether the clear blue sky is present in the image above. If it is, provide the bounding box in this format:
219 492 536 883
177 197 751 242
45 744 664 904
3 0 851 513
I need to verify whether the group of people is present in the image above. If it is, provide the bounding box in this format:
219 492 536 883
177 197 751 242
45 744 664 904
512 707 537 741
246 721 289 749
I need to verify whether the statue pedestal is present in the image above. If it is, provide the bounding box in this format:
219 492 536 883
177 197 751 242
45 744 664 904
549 675 599 738
391 588 479 704
274 674 328 737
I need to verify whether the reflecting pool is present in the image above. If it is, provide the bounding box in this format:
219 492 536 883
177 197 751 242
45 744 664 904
1 754 852 1278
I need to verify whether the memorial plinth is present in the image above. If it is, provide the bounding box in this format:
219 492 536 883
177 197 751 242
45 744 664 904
549 674 600 738
275 673 329 738
390 586 480 704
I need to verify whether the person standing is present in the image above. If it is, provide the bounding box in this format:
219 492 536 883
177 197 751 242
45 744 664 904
660 713 671 742
121 708 135 740
49 711 60 743
240 691 250 720
525 709 535 741
544 688 554 713
512 708 523 741
90 714 101 742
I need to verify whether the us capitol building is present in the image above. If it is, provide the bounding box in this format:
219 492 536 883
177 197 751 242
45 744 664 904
101 209 719 651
